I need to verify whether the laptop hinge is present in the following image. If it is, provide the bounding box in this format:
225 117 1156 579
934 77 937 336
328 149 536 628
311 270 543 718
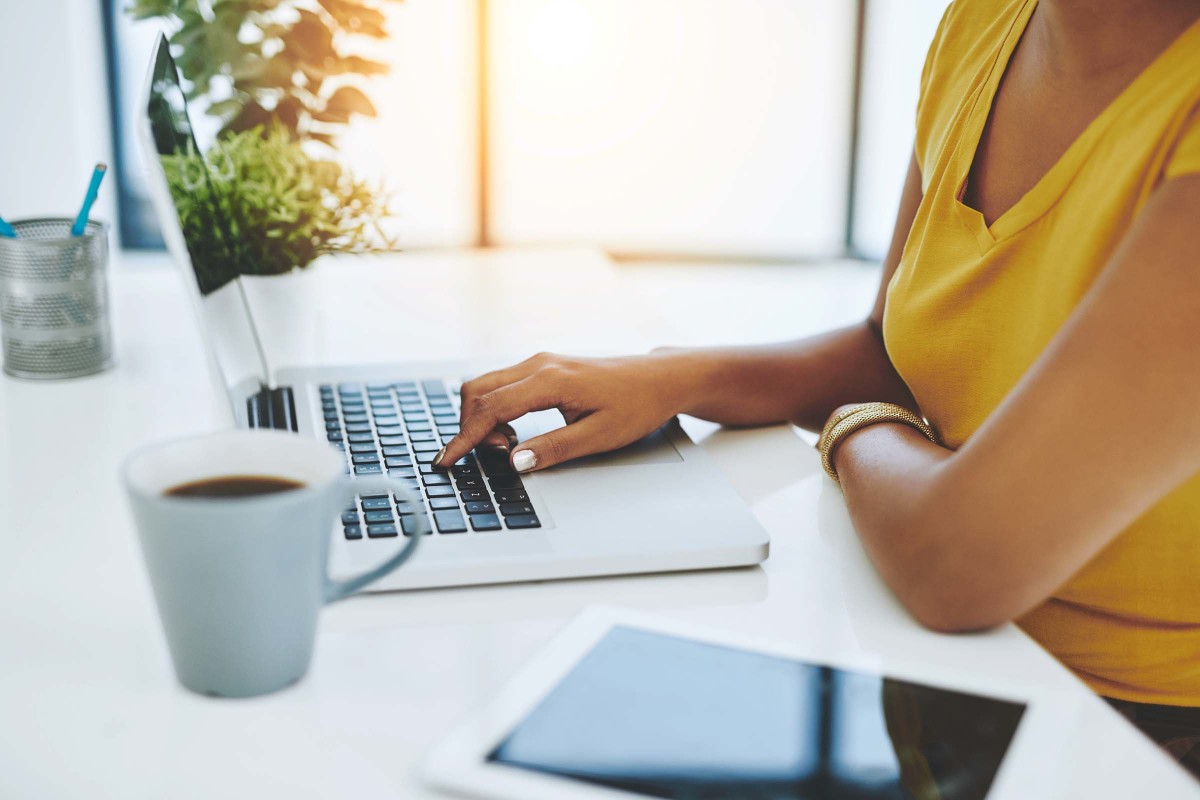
246 385 297 432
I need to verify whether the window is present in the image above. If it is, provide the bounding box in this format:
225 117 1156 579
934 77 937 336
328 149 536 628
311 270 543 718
104 0 947 261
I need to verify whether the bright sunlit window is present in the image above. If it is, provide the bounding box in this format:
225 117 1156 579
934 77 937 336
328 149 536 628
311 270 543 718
105 0 948 262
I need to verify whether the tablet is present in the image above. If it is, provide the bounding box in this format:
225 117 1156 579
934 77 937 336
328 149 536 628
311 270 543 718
422 607 1079 800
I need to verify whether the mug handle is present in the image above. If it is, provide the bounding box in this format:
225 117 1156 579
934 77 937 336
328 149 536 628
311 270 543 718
323 475 428 603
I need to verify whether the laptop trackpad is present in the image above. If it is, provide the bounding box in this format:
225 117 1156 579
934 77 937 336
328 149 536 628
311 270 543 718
513 412 683 468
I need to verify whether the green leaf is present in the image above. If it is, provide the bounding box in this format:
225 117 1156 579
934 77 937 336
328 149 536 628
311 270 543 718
341 55 389 76
207 98 245 119
127 0 177 20
316 0 386 31
284 9 335 62
224 100 273 136
322 85 377 120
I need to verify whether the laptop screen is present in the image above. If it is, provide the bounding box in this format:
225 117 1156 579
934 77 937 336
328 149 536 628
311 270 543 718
140 35 268 400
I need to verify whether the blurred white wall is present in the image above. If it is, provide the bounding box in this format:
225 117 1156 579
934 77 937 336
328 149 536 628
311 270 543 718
0 0 116 232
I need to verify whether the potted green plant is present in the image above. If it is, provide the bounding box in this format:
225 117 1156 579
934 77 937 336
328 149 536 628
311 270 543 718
129 0 402 145
128 0 401 293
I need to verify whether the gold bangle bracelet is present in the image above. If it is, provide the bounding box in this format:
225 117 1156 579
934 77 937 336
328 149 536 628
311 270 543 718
817 402 938 482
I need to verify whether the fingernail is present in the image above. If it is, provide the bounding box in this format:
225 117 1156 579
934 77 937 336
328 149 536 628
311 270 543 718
432 446 447 468
512 449 537 473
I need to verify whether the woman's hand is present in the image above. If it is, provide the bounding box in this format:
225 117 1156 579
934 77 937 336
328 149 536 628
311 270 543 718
437 351 695 472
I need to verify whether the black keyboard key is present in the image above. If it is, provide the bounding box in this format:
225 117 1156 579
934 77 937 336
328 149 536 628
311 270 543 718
361 497 391 511
410 431 437 442
470 514 502 532
489 475 524 491
419 463 437 474
505 514 541 529
379 435 407 446
367 523 398 538
343 413 369 424
406 421 432 432
345 424 372 435
381 446 409 457
344 524 363 540
452 463 480 478
389 468 417 480
477 447 515 476
324 410 340 422
413 441 442 453
352 453 380 464
438 425 461 436
464 501 496 515
326 431 343 443
422 472 452 486
341 510 359 525
394 499 419 515
326 421 343 432
350 443 379 454
430 497 460 511
434 510 467 533
426 485 456 498
499 502 535 516
401 514 431 536
385 456 412 468
355 464 383 475
492 489 529 504
456 476 485 491
363 510 395 524
459 489 488 502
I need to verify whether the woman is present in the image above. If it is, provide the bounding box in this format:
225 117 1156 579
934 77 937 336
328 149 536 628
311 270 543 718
438 0 1200 775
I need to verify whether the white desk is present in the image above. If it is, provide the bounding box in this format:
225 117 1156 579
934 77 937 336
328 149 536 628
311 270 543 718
0 248 1194 799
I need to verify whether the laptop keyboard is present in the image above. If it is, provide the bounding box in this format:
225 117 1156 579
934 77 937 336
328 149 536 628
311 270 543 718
322 379 541 538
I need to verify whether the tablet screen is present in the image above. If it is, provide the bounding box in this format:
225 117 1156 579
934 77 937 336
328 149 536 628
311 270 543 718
489 627 1026 800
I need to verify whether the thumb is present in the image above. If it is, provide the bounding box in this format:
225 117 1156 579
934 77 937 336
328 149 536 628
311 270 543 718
510 415 611 472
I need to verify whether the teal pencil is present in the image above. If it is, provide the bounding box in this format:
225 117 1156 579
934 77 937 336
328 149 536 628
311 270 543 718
0 214 15 238
70 163 107 237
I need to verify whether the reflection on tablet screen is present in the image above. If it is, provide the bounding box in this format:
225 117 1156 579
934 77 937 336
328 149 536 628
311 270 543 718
489 627 1025 800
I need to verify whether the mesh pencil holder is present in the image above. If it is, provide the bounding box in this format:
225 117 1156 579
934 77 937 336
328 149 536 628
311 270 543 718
0 218 114 379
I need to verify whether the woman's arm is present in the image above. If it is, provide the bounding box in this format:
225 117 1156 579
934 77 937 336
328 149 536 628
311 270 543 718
440 154 927 468
833 174 1200 632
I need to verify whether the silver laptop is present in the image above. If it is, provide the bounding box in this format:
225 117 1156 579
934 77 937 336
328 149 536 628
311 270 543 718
137 36 768 591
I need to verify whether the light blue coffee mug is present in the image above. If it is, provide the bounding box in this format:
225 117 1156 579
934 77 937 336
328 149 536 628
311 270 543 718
122 429 425 698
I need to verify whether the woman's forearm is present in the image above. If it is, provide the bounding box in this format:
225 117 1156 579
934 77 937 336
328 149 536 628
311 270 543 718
666 321 918 432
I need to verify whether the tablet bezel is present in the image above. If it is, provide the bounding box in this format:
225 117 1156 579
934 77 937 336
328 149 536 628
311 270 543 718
420 605 1082 800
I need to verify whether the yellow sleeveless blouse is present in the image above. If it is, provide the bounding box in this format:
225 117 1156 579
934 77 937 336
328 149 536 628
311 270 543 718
883 0 1200 705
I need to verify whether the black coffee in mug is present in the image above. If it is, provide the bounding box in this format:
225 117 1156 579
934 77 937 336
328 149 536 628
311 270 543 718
165 475 305 498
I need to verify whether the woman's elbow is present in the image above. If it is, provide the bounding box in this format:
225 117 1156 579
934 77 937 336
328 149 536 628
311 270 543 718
882 519 1029 634
904 591 1014 634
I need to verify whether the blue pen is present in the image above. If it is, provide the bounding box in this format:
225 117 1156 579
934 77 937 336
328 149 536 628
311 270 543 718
70 163 107 237
0 214 15 238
